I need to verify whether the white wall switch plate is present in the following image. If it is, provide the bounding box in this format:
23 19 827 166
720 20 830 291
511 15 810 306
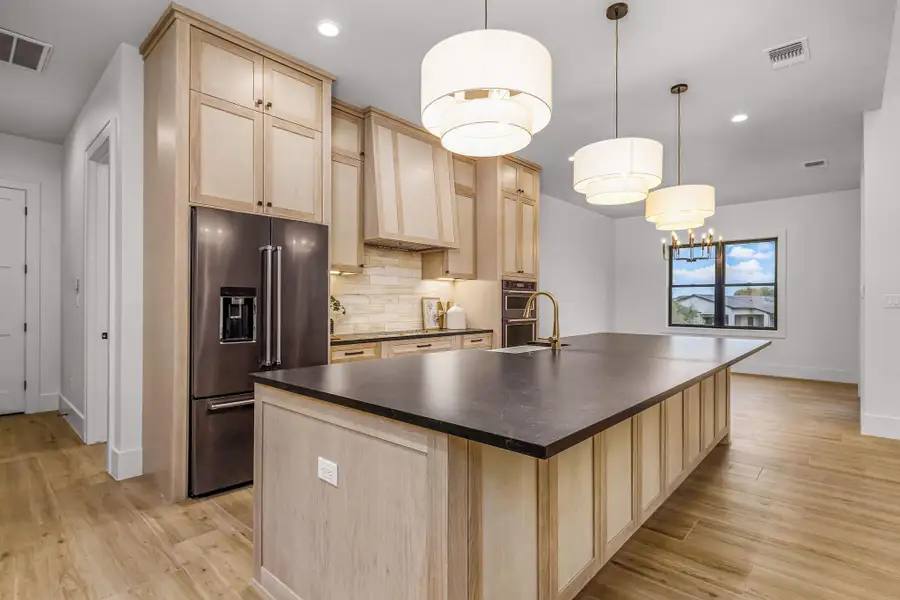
885 294 900 308
317 457 338 487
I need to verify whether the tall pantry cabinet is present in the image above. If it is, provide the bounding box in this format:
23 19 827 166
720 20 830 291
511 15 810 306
141 5 334 502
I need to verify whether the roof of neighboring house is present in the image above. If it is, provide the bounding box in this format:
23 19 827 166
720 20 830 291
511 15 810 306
675 294 775 315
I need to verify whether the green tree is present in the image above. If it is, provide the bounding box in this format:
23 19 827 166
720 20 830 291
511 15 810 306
733 287 774 297
671 299 700 324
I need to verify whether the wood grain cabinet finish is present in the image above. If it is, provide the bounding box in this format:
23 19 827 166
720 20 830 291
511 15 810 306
190 28 263 111
190 91 263 210
500 159 539 201
382 336 457 358
330 103 365 274
422 190 476 280
363 109 459 250
263 58 323 131
330 342 379 363
263 116 322 222
501 194 538 279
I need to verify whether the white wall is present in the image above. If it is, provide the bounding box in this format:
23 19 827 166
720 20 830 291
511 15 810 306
539 194 615 338
861 0 900 439
613 190 860 384
61 44 143 478
0 133 62 409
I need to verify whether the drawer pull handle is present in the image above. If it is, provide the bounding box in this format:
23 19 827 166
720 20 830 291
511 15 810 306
344 350 365 356
417 343 433 349
470 338 483 343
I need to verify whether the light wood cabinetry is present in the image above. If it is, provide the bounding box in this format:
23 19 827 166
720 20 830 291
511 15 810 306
185 21 330 223
422 155 477 280
382 336 457 358
599 418 636 560
461 333 492 349
363 108 459 250
330 332 492 363
141 4 334 502
330 342 380 364
475 155 541 282
330 101 365 274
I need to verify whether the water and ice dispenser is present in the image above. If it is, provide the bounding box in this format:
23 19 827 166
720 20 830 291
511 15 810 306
219 287 257 343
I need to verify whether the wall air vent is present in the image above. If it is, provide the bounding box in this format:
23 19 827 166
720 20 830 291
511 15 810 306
767 37 810 70
0 27 52 72
804 159 828 169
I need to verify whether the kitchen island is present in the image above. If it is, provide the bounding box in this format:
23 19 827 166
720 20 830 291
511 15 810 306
250 333 769 600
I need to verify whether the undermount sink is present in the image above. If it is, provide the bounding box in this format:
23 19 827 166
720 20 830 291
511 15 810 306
526 341 571 348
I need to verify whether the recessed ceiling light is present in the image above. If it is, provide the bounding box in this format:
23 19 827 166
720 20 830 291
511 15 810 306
568 155 575 162
731 114 749 123
317 20 340 37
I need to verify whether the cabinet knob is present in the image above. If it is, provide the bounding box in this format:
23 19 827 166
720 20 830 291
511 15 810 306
266 202 273 207
256 99 263 107
257 201 263 206
265 101 273 110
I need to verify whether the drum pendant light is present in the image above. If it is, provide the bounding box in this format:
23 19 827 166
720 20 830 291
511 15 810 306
421 0 552 157
645 84 715 230
573 2 663 205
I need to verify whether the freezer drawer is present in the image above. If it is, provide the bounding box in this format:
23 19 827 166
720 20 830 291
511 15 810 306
190 394 255 496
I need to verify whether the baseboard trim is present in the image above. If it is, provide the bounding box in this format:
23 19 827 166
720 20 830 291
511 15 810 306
862 413 900 440
59 394 85 441
732 362 857 384
109 445 143 480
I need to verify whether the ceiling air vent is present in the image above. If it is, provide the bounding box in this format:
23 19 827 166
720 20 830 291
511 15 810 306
804 159 828 169
0 27 52 72
767 37 809 70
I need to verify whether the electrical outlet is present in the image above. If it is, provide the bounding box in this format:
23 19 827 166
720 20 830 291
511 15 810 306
317 457 338 487
885 294 900 309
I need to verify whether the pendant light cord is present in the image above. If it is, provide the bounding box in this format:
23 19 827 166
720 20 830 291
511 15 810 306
677 89 682 185
614 16 619 138
485 0 488 29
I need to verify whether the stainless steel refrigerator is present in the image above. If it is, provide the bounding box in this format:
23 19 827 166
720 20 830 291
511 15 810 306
189 206 328 496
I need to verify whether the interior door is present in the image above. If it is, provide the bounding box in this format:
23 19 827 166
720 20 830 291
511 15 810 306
264 115 322 222
190 92 263 212
0 186 25 414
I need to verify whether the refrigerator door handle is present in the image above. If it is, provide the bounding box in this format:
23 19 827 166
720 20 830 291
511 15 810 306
260 245 274 367
274 245 283 366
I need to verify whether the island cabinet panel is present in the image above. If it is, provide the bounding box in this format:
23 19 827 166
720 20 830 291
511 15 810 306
664 392 686 493
476 444 540 600
701 376 717 451
254 385 449 600
685 383 703 467
599 418 636 561
637 402 665 523
716 368 730 440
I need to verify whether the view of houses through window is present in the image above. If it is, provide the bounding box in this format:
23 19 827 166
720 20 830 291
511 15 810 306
669 239 777 330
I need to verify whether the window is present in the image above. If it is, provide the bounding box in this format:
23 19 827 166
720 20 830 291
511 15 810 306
669 238 777 331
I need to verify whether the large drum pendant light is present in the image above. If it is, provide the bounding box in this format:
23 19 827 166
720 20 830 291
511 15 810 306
421 0 552 157
573 2 663 205
645 84 715 230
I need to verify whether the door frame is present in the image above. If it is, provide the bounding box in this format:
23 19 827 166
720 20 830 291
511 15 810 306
0 177 42 415
83 120 117 459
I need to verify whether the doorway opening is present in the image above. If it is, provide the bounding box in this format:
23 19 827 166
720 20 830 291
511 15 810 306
0 185 27 415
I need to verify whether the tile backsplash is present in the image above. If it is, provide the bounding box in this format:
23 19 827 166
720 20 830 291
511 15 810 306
330 246 454 335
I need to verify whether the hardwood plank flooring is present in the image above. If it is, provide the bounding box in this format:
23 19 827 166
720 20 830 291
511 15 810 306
0 376 897 599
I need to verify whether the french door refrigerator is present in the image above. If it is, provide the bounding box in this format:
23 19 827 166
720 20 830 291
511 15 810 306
190 206 328 496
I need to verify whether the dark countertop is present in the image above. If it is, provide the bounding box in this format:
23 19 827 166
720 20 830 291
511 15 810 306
330 328 493 346
253 332 770 459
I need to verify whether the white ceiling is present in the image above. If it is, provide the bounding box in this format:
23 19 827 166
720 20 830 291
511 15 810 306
0 0 894 217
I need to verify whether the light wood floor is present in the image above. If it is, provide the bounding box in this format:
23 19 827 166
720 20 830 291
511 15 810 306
1 375 896 599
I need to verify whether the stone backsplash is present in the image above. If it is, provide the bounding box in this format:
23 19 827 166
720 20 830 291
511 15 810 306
330 246 454 335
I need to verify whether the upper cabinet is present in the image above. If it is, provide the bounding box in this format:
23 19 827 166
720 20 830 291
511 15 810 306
187 26 331 224
474 156 541 282
363 108 459 250
330 101 365 274
423 156 477 280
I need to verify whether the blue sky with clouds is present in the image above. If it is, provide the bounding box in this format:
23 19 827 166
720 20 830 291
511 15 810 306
673 241 776 290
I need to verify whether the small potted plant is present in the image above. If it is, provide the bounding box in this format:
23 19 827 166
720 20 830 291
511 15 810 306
329 295 346 336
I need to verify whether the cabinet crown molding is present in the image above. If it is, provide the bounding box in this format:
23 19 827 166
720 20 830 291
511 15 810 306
141 3 336 83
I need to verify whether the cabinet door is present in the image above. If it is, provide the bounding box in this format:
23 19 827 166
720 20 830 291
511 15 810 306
453 157 476 194
396 132 440 242
715 370 728 438
331 155 363 272
191 29 263 111
638 403 664 521
501 194 520 277
445 192 475 278
433 146 458 247
685 383 702 467
332 109 362 160
701 376 716 451
518 165 539 201
500 160 519 195
190 92 263 211
664 392 685 492
264 115 322 222
264 58 323 131
600 419 636 561
520 199 537 279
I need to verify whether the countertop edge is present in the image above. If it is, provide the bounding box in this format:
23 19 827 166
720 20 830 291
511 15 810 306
330 328 494 346
252 340 771 460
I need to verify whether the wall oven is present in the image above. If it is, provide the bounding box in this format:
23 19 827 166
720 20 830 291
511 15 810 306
501 280 537 347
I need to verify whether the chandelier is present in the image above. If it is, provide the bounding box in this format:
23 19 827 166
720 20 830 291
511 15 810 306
420 0 552 157
661 228 723 262
573 2 663 205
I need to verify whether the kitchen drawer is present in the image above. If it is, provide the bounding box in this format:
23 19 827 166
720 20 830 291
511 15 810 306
462 333 492 349
385 337 456 357
331 342 379 363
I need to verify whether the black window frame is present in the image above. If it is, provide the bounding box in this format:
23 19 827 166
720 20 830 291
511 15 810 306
668 237 778 331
